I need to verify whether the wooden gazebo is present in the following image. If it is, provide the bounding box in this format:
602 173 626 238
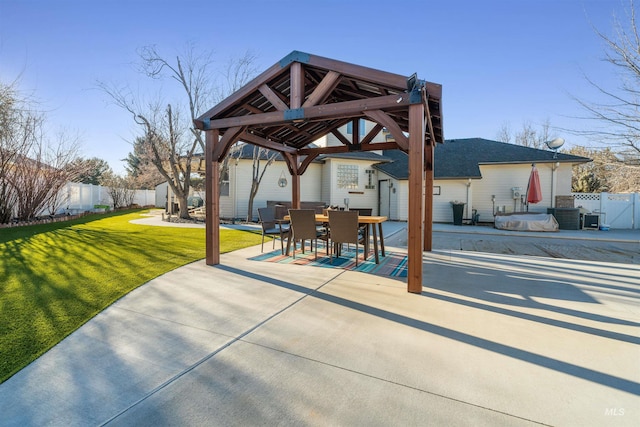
194 51 443 293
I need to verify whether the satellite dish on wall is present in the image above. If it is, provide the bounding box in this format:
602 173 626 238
545 137 565 150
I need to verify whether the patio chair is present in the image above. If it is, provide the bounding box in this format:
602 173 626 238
351 208 372 216
274 204 289 222
328 210 362 266
288 209 329 260
258 207 289 254
347 208 372 252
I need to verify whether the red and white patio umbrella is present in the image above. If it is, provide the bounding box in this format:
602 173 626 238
526 163 542 210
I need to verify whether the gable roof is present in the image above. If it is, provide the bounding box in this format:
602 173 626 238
194 50 443 156
374 138 591 180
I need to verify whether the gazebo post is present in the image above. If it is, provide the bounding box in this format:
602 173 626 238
407 102 425 293
292 174 301 209
290 154 301 209
424 141 434 251
205 129 220 265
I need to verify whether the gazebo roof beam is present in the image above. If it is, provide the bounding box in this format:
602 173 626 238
362 123 385 145
363 110 409 151
297 141 400 156
331 128 351 146
197 62 285 123
202 93 411 130
303 53 408 89
212 126 245 162
240 131 297 154
258 84 289 111
302 71 341 108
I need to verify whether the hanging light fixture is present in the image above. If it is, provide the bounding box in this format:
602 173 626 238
278 170 288 188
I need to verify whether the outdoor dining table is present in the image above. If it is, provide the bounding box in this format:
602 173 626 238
283 213 387 264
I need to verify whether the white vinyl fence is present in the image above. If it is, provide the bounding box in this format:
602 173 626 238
60 182 158 214
572 192 640 229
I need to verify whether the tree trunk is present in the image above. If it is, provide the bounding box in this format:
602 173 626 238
246 179 259 222
177 192 190 219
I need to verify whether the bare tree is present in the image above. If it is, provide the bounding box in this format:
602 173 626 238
12 130 83 220
212 52 259 102
1 79 83 222
0 80 31 222
496 119 553 149
120 175 138 208
213 52 259 196
101 45 259 219
99 53 200 219
213 53 284 221
573 0 640 188
102 172 137 209
496 122 512 144
244 144 278 221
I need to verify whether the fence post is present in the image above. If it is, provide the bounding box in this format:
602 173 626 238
634 193 639 230
599 192 607 225
66 182 71 211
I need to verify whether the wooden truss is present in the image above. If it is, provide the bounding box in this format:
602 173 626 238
195 51 443 293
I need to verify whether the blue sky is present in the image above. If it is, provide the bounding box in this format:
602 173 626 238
0 0 628 173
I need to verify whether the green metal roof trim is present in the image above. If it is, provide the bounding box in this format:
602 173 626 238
373 138 591 180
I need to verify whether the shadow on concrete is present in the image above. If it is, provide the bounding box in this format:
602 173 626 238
216 264 640 396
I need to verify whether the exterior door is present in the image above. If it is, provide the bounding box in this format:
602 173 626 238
379 179 390 217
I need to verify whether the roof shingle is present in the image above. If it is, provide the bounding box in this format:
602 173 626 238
373 138 591 179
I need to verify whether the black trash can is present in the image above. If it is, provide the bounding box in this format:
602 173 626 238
452 203 465 226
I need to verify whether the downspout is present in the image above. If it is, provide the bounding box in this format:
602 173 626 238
551 162 559 208
233 158 238 220
466 178 472 218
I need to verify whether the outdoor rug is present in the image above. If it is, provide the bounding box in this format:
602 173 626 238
249 247 408 277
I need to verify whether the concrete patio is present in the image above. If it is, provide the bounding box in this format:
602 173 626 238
0 233 638 426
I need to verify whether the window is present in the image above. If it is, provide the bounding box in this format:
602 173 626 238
220 169 230 196
337 164 359 189
346 118 366 137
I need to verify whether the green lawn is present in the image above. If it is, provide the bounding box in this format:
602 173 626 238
0 209 262 383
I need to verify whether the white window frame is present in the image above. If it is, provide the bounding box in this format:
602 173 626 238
346 118 366 137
